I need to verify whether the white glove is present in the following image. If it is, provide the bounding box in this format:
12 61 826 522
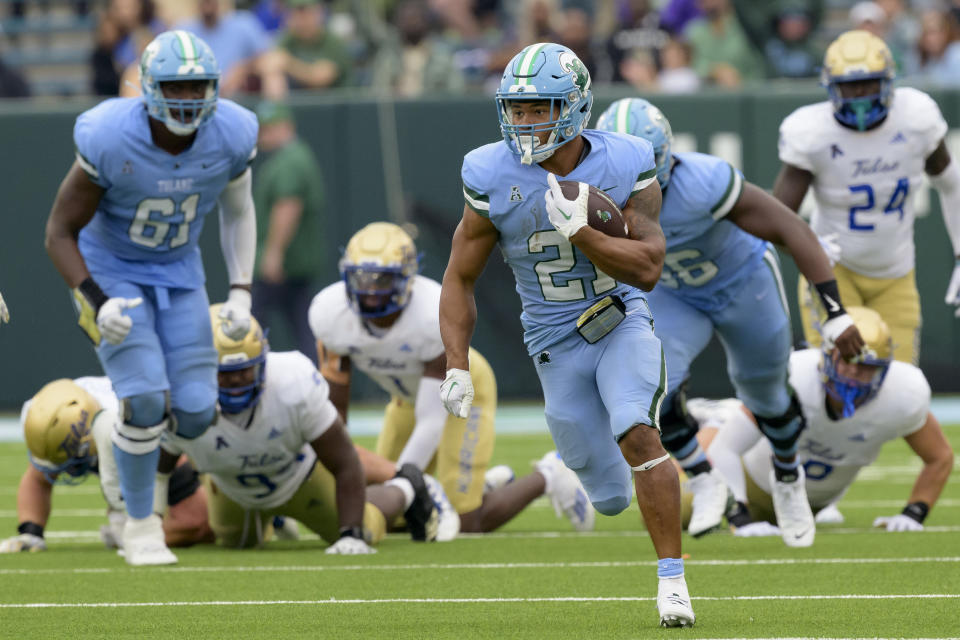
440 368 474 418
544 173 589 240
325 535 376 555
100 509 127 550
873 514 924 532
218 288 252 340
0 533 46 553
821 313 854 352
945 260 960 318
732 521 781 537
97 297 143 345
817 233 841 267
0 290 9 324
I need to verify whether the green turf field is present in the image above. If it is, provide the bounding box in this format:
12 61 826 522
0 430 957 639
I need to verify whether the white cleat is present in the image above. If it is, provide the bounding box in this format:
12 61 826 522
272 516 301 541
770 465 815 548
686 469 732 537
814 503 845 525
732 521 781 537
483 465 516 494
122 514 177 566
657 575 696 628
424 474 460 542
535 451 595 532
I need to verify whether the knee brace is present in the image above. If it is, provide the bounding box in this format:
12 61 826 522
755 393 805 459
173 406 217 439
115 392 170 455
658 382 700 457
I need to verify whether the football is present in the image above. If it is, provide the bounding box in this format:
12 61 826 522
557 181 628 238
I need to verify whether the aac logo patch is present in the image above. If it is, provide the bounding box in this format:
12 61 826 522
510 186 524 201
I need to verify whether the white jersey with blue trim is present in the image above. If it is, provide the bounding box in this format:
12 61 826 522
74 97 258 289
161 351 339 509
739 349 930 509
778 87 947 279
461 129 657 354
659 152 768 311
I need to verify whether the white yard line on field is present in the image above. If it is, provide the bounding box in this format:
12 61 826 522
2 556 960 576
1 594 959 609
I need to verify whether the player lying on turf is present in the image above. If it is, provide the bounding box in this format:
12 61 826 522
683 307 953 540
309 222 594 539
156 306 441 552
0 378 213 553
596 97 865 548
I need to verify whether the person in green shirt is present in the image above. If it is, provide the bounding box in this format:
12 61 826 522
270 0 354 90
684 0 765 87
252 101 329 363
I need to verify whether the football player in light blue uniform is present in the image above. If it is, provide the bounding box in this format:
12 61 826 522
44 31 258 565
597 98 865 547
439 43 695 628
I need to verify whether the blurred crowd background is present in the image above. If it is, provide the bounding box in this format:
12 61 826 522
0 0 959 100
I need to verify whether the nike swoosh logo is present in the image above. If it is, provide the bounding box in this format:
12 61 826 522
445 382 459 401
793 528 811 540
823 294 840 313
557 207 572 220
601 185 617 192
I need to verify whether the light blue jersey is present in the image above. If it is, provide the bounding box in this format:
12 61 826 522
461 129 657 355
74 97 258 289
658 152 768 311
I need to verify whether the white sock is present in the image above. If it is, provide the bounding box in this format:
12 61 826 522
385 477 415 510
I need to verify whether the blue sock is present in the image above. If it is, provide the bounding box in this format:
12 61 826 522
113 444 160 519
657 557 684 579
773 456 799 472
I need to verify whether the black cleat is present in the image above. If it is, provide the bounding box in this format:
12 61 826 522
395 463 439 542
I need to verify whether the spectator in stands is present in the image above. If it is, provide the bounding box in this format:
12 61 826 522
515 0 560 46
603 0 669 83
265 0 354 91
251 0 287 36
618 49 659 91
176 0 276 95
370 0 463 96
92 11 123 95
762 2 821 78
0 56 30 98
251 101 329 362
685 0 764 87
875 0 921 73
658 36 700 92
111 0 162 69
850 1 916 75
660 0 702 35
914 7 960 86
557 6 603 81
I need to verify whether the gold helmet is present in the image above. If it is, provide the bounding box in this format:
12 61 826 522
23 379 101 484
339 222 419 318
821 306 893 418
209 304 268 413
821 30 895 131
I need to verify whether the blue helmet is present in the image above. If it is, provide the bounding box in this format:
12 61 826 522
820 307 892 418
821 30 895 131
140 30 220 136
496 42 593 165
596 97 673 188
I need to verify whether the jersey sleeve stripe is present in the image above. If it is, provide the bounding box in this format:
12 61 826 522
463 186 491 216
75 150 99 179
630 170 657 196
710 164 743 220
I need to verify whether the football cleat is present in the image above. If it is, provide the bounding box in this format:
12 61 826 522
395 463 439 542
536 451 595 532
770 465 815 548
815 503 845 525
122 514 177 566
657 575 696 628
483 464 515 494
686 469 733 538
424 474 460 542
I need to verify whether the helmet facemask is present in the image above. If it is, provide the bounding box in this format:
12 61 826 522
821 348 890 418
825 75 892 131
497 92 590 165
140 30 220 136
340 222 420 320
22 380 101 486
821 30 895 131
217 351 267 414
342 266 414 319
